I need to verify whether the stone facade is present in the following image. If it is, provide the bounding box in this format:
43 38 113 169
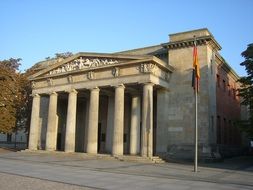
28 28 243 160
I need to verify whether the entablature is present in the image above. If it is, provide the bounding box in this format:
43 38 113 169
30 53 174 92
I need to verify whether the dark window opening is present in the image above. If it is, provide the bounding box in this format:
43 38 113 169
223 80 226 91
101 133 106 142
123 134 127 143
216 75 220 87
7 134 12 142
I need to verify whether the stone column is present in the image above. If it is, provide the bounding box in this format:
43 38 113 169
105 95 114 153
86 87 100 154
28 94 41 150
64 89 78 152
141 83 153 158
130 95 141 155
112 84 125 156
45 92 58 151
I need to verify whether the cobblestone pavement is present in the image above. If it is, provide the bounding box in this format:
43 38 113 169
0 151 252 190
0 172 95 190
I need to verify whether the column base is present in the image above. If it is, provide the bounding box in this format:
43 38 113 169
45 148 56 152
28 147 38 151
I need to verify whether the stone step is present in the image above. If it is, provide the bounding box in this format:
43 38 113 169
21 150 167 163
114 155 154 163
151 156 166 163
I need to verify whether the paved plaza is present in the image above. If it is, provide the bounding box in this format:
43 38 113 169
0 150 252 190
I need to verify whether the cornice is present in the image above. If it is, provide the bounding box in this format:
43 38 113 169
215 53 240 81
162 35 222 51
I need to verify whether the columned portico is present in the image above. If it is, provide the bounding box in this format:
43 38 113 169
29 52 171 158
64 89 78 152
28 94 41 150
141 83 154 158
86 87 100 154
46 92 58 151
112 84 125 156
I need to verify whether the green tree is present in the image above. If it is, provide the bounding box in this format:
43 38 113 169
238 43 253 136
55 52 73 59
0 52 73 134
0 58 32 133
44 52 73 60
0 58 22 133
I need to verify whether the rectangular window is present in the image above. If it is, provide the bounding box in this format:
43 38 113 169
234 89 237 99
216 75 220 87
223 118 227 144
7 134 12 142
217 116 221 144
228 120 232 145
223 80 226 91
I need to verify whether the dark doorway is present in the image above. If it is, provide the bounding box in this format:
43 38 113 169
98 123 102 153
57 133 62 150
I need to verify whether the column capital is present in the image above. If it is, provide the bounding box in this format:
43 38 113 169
131 93 141 97
31 93 40 98
143 82 154 87
89 86 100 92
49 91 58 96
66 89 78 94
114 84 125 89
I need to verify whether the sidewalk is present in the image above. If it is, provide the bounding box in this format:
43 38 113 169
0 151 252 189
0 147 18 153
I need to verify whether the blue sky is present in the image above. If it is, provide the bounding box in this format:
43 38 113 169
0 0 252 76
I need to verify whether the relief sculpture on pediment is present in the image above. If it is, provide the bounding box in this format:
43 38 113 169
48 57 119 75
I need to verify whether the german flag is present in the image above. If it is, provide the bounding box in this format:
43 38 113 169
192 40 200 93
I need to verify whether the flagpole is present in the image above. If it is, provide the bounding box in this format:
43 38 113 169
194 36 198 173
194 86 198 172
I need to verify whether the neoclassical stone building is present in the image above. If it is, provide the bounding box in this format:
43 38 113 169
28 28 242 160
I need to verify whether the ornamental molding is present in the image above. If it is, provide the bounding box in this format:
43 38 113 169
139 63 157 74
112 67 120 77
165 36 221 51
48 57 119 75
67 75 73 83
47 78 53 86
87 71 95 80
31 81 36 88
163 72 171 81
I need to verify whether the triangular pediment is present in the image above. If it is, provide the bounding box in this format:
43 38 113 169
30 52 151 79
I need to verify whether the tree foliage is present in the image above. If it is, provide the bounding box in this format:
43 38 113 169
0 52 73 134
0 58 32 133
238 43 253 136
45 52 73 60
55 52 73 59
